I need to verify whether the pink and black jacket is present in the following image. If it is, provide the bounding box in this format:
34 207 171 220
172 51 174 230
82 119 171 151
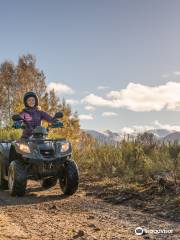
19 107 54 138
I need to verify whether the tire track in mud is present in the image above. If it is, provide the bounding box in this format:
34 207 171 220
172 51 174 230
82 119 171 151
0 181 179 240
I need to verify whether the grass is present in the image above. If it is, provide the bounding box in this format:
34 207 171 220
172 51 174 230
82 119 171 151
73 139 180 185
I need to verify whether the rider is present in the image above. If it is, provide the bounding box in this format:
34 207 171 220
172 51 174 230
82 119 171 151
14 91 59 138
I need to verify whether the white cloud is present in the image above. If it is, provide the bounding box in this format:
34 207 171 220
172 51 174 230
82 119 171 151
161 71 180 78
47 82 74 94
173 71 180 76
82 81 180 112
82 93 113 107
120 120 180 134
102 112 118 117
120 127 136 134
153 120 180 131
85 105 96 111
79 114 94 120
161 74 169 78
120 125 154 134
97 85 109 90
66 99 79 105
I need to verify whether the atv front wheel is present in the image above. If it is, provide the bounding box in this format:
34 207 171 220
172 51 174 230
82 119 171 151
40 177 57 189
59 160 79 195
0 161 8 190
8 160 27 196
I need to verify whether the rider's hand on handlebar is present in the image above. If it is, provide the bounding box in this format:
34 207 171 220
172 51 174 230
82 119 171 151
13 121 23 129
51 120 64 128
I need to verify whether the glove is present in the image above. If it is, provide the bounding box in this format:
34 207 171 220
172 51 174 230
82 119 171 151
51 121 64 128
13 121 22 129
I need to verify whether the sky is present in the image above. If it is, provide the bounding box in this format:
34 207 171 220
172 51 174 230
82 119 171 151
0 0 180 132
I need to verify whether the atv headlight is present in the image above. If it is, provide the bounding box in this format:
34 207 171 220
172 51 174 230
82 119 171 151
60 142 70 153
19 144 30 153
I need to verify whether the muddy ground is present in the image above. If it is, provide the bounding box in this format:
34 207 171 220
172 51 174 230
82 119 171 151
0 179 179 240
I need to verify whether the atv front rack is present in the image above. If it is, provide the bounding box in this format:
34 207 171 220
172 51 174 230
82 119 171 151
0 140 14 143
0 138 66 143
20 138 66 142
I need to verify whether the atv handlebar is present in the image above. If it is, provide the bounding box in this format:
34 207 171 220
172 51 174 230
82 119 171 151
12 113 64 130
12 119 63 130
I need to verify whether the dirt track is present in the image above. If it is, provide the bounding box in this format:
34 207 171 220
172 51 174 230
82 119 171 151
0 181 179 240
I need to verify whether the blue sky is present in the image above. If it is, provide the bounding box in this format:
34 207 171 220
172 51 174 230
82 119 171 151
1 0 180 132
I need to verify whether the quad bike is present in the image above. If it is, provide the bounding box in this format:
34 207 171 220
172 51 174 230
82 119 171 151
0 112 79 196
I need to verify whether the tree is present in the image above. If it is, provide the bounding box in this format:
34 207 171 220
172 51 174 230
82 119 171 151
0 61 15 124
49 89 59 116
41 91 49 111
136 132 157 155
49 99 81 142
13 54 47 113
168 141 180 186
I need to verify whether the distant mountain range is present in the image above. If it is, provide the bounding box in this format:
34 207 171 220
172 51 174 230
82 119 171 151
84 130 122 144
84 129 180 144
163 132 180 143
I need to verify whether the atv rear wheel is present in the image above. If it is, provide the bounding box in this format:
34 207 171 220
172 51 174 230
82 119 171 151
59 160 79 195
40 177 57 189
8 160 27 196
0 161 8 190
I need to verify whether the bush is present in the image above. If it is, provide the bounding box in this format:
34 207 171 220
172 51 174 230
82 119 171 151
73 136 180 184
0 128 21 140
